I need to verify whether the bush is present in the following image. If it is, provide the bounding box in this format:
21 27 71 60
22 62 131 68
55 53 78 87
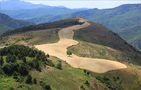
2 64 14 75
33 78 37 84
0 56 4 66
6 55 16 63
80 85 85 90
83 70 90 76
18 64 29 76
25 75 32 84
84 80 90 86
67 50 72 56
44 85 52 90
56 61 62 70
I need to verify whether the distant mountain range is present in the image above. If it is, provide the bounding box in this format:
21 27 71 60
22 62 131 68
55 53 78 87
0 13 33 35
0 0 47 10
0 0 83 20
0 0 141 50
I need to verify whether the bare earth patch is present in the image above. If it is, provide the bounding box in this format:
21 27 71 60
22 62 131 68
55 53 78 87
35 18 127 73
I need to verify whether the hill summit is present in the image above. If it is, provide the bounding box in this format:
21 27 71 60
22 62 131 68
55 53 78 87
0 17 141 65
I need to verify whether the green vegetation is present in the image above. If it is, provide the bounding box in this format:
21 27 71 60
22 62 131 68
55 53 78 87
0 45 53 89
56 61 62 70
0 25 9 35
67 50 72 56
91 64 141 90
0 45 108 90
0 13 33 35
30 57 108 90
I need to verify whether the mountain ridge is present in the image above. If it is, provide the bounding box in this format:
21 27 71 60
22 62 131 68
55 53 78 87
1 17 141 65
0 13 33 35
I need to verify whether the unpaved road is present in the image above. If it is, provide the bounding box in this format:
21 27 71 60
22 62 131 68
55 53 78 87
35 18 127 73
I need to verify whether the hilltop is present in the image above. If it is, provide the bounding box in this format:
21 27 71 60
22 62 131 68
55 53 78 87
1 17 141 64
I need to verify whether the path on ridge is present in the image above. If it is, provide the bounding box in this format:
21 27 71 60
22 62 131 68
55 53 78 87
35 18 127 73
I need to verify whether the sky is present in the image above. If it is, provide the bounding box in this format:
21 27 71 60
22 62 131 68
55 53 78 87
0 0 140 9
25 0 141 9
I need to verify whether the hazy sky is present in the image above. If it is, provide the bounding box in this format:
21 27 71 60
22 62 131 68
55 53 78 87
25 0 141 9
0 0 140 9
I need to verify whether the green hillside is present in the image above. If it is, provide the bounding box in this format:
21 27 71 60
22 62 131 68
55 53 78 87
1 45 141 90
0 45 107 90
0 13 33 35
0 25 10 35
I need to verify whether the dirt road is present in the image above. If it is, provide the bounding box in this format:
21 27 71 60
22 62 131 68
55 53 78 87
35 18 127 73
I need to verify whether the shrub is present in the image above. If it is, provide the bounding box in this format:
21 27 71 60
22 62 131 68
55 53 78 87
0 56 4 66
84 80 90 86
6 55 16 63
18 64 29 76
56 61 62 70
25 75 32 84
44 85 52 90
67 50 72 56
33 78 37 84
83 70 90 76
2 64 14 75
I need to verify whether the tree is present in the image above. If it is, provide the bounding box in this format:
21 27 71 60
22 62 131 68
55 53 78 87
25 75 32 84
56 61 62 70
33 78 37 84
85 80 90 86
22 57 27 63
31 60 40 70
83 70 90 76
18 64 29 76
6 55 16 63
44 85 52 90
0 56 4 66
46 54 50 58
67 50 72 56
2 64 14 75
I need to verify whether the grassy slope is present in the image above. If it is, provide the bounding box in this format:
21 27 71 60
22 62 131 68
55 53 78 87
0 56 108 90
31 57 108 90
0 25 9 35
1 56 141 90
67 41 141 90
119 24 141 43
68 41 131 62
93 64 141 90
71 23 141 65
0 28 59 46
0 18 83 46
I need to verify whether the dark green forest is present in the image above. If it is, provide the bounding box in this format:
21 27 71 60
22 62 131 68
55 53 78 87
0 45 53 89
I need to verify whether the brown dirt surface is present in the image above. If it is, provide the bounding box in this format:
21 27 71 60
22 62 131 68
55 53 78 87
35 17 127 73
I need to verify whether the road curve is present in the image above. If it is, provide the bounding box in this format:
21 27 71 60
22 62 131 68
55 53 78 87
35 18 127 73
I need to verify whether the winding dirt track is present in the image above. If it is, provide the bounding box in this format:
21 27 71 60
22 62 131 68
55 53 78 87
35 18 127 73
